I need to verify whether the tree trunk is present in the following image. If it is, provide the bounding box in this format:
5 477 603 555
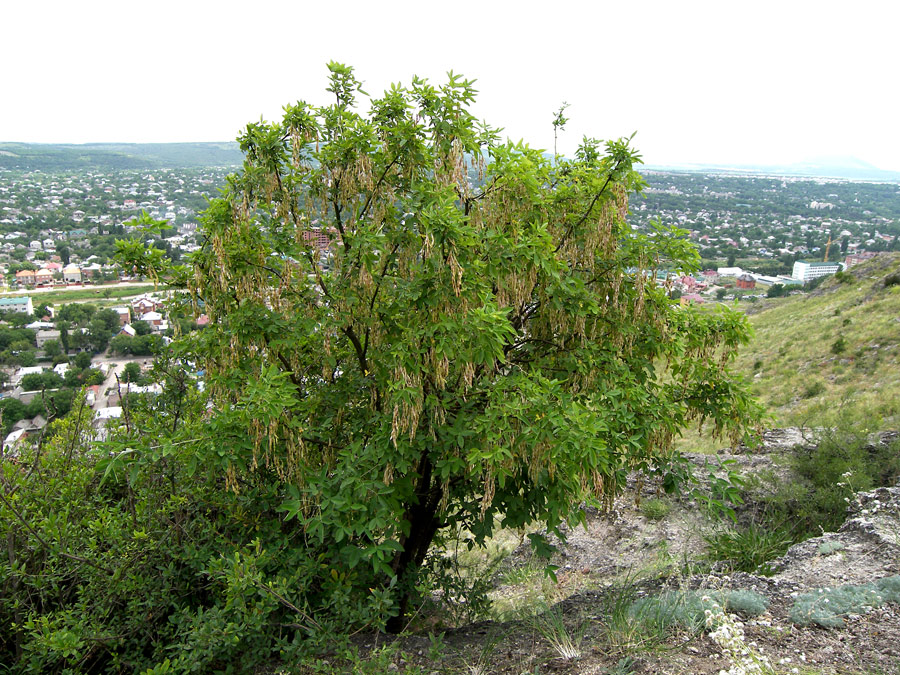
385 453 443 633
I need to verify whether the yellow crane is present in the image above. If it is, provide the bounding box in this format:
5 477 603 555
824 233 833 263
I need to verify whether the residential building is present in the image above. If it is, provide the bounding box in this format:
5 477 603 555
35 329 61 348
0 296 34 315
844 252 878 268
15 269 36 288
736 274 756 289
111 307 131 326
34 268 53 286
141 311 164 328
12 365 44 385
62 264 82 283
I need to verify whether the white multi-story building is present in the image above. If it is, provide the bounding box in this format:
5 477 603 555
792 260 841 282
0 295 34 315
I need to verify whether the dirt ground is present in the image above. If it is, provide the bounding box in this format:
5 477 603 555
339 430 900 674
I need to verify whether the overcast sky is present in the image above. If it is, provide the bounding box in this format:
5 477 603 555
3 0 898 170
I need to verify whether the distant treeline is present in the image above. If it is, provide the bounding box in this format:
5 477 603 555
0 142 244 170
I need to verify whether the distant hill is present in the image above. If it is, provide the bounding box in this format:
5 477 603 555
0 142 244 171
644 158 900 183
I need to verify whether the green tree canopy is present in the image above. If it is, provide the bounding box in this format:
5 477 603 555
119 64 760 630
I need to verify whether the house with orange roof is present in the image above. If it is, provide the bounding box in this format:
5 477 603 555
15 269 36 288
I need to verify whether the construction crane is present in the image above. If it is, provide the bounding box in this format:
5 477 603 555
824 232 833 263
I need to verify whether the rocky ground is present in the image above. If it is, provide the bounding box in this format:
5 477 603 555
340 429 900 674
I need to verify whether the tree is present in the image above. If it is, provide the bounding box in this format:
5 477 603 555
118 64 759 631
132 320 152 336
58 322 70 354
43 339 62 359
72 351 92 370
766 283 787 298
122 362 142 383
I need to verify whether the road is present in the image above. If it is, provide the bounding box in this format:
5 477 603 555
92 356 154 409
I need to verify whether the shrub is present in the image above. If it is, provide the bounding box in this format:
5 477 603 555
749 432 900 545
802 381 826 398
628 588 769 635
834 271 852 284
884 273 900 288
0 388 351 672
831 336 847 355
790 576 900 627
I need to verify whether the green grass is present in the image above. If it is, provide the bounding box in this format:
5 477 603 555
703 522 793 575
1 284 158 305
639 498 672 521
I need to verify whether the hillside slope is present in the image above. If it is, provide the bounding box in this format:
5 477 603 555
739 253 900 431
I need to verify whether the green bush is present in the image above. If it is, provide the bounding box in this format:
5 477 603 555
0 389 356 672
745 432 900 545
884 273 900 288
833 271 852 284
831 336 847 355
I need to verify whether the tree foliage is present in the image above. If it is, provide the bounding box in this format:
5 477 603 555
161 63 760 627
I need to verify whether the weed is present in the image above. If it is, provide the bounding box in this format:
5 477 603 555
500 560 543 586
629 588 769 634
599 578 684 651
703 596 775 674
817 541 845 555
462 628 508 675
532 604 584 660
723 589 770 616
606 656 637 674
427 632 446 663
640 498 671 521
703 522 792 574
